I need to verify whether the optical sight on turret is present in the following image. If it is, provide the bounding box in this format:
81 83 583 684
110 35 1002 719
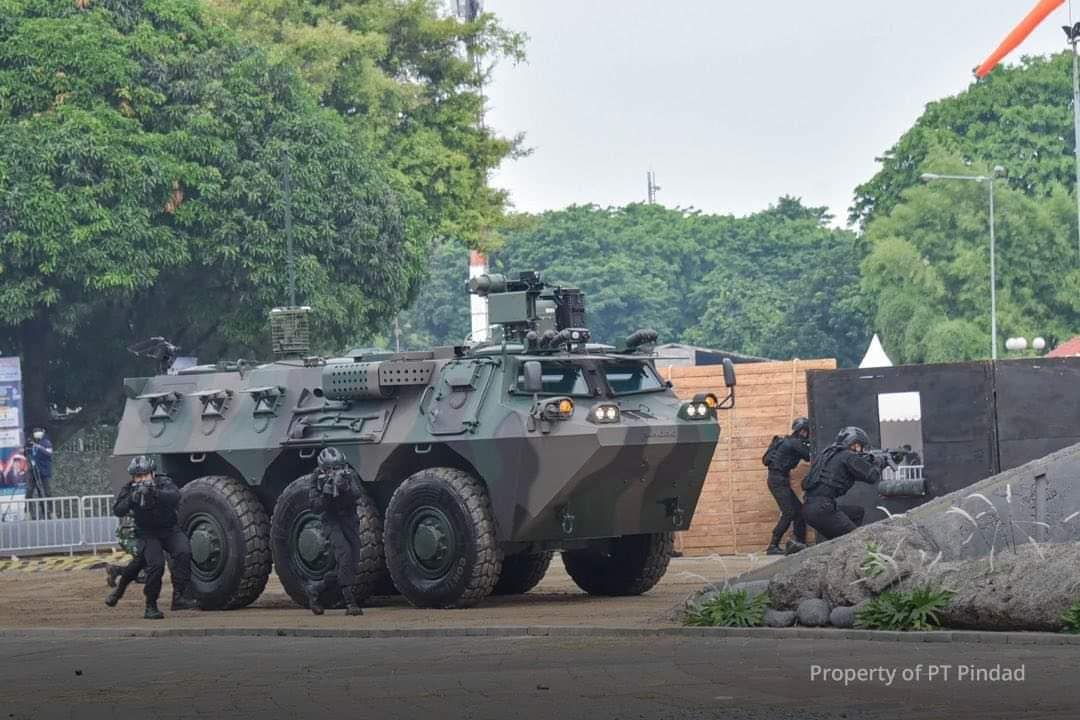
468 271 588 349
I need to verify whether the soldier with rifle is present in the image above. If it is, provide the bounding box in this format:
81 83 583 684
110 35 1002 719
761 417 812 555
801 426 889 540
305 447 364 616
105 455 198 619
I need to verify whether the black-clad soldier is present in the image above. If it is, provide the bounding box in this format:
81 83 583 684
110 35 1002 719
305 447 364 616
106 456 197 619
762 417 812 555
801 426 883 540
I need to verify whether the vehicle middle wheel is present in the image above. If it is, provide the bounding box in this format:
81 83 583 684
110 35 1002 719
270 474 386 609
383 467 501 608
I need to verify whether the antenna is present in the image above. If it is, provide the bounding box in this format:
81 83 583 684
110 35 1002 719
647 170 660 204
283 147 296 307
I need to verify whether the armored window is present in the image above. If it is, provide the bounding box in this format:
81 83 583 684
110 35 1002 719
604 363 664 395
516 362 591 397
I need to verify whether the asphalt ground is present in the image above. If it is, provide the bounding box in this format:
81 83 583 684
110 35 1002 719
1 633 1075 720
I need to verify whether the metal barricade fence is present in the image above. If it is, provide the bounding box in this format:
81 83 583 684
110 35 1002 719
0 494 119 556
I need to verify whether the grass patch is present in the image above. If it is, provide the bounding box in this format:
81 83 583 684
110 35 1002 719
855 584 954 631
684 588 768 628
1062 600 1080 634
860 541 886 579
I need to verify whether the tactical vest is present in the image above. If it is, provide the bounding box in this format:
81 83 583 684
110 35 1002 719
802 445 850 496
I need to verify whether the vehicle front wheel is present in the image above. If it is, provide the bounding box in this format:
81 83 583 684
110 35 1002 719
383 467 501 608
562 532 674 596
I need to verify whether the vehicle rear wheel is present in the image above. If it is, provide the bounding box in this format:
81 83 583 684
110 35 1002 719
562 532 674 596
179 476 271 610
383 467 501 608
270 475 386 609
492 550 553 595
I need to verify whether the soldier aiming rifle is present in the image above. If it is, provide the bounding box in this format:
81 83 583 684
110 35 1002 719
801 427 890 540
105 456 198 619
304 447 365 616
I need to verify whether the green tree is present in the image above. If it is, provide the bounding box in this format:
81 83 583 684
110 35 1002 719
851 52 1075 228
860 153 1080 363
207 0 526 250
0 0 419 441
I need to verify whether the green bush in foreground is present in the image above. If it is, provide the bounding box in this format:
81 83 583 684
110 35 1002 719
684 589 768 628
855 585 955 631
1061 600 1080 634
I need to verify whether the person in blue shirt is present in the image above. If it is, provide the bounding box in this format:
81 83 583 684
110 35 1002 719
26 426 53 519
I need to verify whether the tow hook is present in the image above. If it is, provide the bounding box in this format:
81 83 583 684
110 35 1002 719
558 506 576 535
662 497 686 529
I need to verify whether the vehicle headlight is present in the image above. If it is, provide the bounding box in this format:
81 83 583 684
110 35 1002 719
680 401 712 420
588 404 620 424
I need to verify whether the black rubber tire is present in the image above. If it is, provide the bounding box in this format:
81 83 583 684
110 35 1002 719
383 467 501 608
178 476 271 610
562 532 674 596
492 551 554 595
270 475 387 609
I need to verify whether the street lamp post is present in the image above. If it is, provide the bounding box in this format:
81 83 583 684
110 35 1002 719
920 167 1006 360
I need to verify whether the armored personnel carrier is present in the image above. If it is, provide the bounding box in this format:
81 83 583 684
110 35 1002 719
111 271 735 609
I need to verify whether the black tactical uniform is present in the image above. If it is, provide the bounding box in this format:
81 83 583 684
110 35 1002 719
306 447 364 616
107 456 197 619
763 417 812 555
802 427 881 540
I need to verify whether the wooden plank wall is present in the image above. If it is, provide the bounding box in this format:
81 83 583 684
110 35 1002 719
664 359 837 556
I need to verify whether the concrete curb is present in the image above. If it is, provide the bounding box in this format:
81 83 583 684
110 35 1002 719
2 625 1079 645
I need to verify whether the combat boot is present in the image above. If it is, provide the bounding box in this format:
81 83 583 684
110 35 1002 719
105 577 131 607
170 584 199 611
342 587 364 617
765 543 785 556
784 540 807 555
144 600 164 620
305 582 325 616
106 564 121 588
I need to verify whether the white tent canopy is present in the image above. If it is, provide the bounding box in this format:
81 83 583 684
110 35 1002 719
859 334 922 422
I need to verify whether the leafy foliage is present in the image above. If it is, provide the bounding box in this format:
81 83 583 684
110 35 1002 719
0 0 430 435
1062 600 1080 634
859 151 1080 364
860 541 886 579
851 53 1076 228
207 0 526 250
463 199 869 364
855 585 955 631
684 588 769 628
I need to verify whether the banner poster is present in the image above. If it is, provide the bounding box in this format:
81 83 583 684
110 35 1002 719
0 357 26 521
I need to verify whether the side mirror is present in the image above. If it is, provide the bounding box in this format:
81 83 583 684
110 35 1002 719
522 360 543 394
722 358 736 388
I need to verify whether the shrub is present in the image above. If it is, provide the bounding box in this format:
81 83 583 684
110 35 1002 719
855 585 955 631
1062 600 1080 634
860 541 886 579
684 589 769 628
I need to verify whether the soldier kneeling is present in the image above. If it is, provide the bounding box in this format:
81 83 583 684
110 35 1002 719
801 427 882 541
305 447 365 617
105 456 198 619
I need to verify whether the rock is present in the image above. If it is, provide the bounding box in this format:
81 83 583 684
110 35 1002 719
796 598 831 627
728 580 770 600
767 555 829 609
829 606 856 629
764 609 796 628
900 543 1080 632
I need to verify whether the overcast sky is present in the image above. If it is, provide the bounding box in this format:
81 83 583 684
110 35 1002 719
483 0 1072 224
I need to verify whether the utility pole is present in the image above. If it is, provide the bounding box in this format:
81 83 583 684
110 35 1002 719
647 170 660 204
283 148 296 307
1065 17 1080 261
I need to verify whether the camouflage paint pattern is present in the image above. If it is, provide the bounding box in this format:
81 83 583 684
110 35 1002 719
112 345 725 548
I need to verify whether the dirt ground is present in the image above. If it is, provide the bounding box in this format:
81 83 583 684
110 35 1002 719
0 554 772 630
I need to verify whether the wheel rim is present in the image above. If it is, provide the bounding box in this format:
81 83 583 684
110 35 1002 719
405 505 456 580
290 510 333 578
187 512 227 582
